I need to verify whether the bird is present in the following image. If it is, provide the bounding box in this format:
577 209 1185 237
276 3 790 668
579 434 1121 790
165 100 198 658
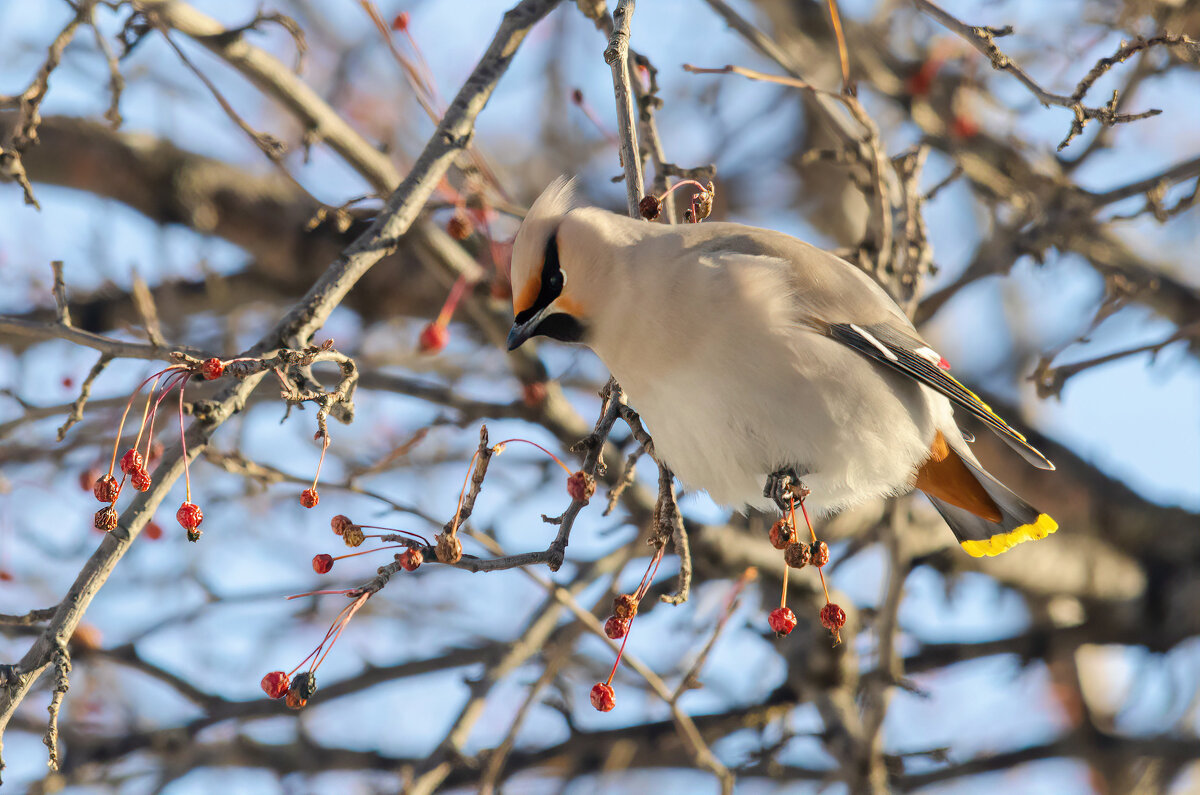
505 178 1056 557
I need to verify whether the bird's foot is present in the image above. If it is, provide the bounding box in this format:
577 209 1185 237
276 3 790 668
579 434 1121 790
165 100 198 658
763 467 810 514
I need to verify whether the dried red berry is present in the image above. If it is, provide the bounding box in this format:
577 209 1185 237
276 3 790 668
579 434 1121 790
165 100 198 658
784 541 811 569
399 548 423 571
769 518 795 550
93 475 120 503
638 194 662 220
331 514 352 535
343 525 365 548
391 11 409 31
285 689 306 710
144 521 163 540
418 322 449 354
820 602 846 632
312 553 334 574
300 488 319 508
590 682 615 712
436 532 462 564
261 670 290 699
612 593 638 620
446 214 472 240
119 449 143 475
522 381 548 408
94 506 118 532
570 87 584 104
768 606 797 637
80 468 98 492
810 541 829 568
567 471 595 503
176 501 203 531
201 358 224 380
604 615 630 639
130 467 151 492
950 114 980 139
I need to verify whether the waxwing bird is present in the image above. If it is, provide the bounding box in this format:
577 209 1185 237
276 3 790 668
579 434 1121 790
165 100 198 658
506 178 1057 557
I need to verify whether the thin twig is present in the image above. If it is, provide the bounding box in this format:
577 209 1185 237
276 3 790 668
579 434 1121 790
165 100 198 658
604 0 644 216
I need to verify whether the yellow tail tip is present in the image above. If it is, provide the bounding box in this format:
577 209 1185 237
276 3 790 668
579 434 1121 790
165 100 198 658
959 514 1058 558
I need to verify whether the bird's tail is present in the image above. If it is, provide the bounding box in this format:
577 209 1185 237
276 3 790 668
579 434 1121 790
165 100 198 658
915 434 1057 557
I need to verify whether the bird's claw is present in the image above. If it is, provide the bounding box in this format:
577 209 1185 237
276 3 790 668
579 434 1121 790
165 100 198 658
764 467 810 513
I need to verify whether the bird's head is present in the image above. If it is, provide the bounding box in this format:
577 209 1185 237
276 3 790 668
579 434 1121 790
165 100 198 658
506 177 591 351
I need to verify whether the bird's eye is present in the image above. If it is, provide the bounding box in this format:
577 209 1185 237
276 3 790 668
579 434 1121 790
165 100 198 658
546 269 563 293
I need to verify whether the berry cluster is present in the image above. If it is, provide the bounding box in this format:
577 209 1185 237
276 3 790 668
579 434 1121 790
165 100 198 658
767 497 847 645
638 179 716 224
91 357 228 539
591 545 667 713
261 590 368 709
310 514 430 577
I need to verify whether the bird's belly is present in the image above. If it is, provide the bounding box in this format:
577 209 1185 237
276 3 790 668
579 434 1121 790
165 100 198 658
610 342 938 515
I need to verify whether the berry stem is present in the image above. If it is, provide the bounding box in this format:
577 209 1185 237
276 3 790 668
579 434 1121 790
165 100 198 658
286 589 358 600
107 365 185 475
176 373 193 502
311 430 331 491
354 525 431 546
659 178 708 202
312 592 369 672
450 446 485 534
434 274 469 329
331 543 412 563
793 494 832 604
493 438 573 475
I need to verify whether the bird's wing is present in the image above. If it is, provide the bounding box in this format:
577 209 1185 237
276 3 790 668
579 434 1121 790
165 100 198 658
682 225 1054 471
823 321 1054 470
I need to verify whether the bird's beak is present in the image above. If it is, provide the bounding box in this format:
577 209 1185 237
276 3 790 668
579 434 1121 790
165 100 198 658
506 308 547 351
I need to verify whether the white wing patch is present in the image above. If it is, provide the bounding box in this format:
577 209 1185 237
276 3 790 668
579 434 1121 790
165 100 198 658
850 324 899 362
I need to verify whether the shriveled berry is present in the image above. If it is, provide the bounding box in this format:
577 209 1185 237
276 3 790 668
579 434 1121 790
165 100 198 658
638 194 662 220
119 449 144 475
784 541 810 569
391 10 409 31
293 671 317 699
446 214 472 240
567 471 595 503
144 521 163 540
261 670 290 699
418 322 449 354
436 532 462 564
810 541 829 568
768 606 797 637
201 358 224 380
399 547 423 571
94 506 118 532
612 593 638 620
769 518 795 550
820 602 846 632
343 525 365 547
590 682 615 712
300 488 319 508
130 467 151 492
285 689 306 710
604 615 630 639
93 474 120 503
331 514 352 535
312 554 333 574
176 501 203 531
186 529 203 542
